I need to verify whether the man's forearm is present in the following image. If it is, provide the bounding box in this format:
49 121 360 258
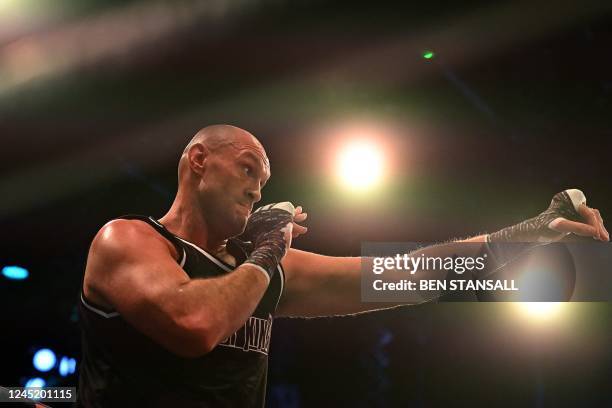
278 236 487 317
176 264 270 350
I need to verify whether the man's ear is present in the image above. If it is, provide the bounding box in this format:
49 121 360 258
187 143 207 175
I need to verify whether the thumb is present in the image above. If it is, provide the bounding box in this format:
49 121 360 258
281 222 293 250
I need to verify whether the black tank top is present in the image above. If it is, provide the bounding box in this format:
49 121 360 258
76 215 284 408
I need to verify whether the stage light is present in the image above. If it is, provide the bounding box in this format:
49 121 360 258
336 140 385 191
2 265 29 280
0 0 17 13
33 348 56 372
422 50 435 59
59 356 77 376
24 378 46 388
516 302 565 321
0 0 41 20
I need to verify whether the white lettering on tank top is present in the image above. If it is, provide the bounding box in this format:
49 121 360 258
218 314 273 355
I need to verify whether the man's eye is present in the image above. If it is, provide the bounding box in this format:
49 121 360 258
244 166 252 175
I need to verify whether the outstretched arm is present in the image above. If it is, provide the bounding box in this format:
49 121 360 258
278 236 487 317
278 190 608 318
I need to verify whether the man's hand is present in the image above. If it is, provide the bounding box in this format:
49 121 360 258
292 205 308 238
240 203 309 242
489 189 609 242
550 202 609 241
241 202 300 280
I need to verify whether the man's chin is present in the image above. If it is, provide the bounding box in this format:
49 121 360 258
228 216 248 239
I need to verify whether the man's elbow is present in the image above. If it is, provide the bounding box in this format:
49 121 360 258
169 314 223 358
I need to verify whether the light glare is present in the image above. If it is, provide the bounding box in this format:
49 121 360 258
24 377 45 388
337 141 384 191
59 356 77 376
33 348 56 372
2 265 29 280
517 302 565 320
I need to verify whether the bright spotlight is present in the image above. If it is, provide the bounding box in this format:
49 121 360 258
2 265 29 280
24 378 46 388
0 0 17 13
517 302 565 320
33 348 56 372
337 140 385 191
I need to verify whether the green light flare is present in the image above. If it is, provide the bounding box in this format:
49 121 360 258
422 50 435 60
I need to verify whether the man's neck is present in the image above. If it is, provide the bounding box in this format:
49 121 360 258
158 196 227 255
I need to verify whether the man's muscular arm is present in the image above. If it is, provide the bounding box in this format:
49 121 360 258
84 219 270 358
278 190 608 318
277 238 486 317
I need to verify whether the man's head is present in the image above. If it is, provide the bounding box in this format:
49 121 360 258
178 124 271 238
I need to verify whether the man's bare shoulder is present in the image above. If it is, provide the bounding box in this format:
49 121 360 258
89 218 176 263
84 219 180 308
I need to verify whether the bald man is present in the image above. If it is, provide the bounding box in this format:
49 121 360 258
76 125 608 407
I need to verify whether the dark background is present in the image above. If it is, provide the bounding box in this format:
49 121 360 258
1 1 611 406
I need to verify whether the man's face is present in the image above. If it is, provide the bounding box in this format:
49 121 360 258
198 143 270 238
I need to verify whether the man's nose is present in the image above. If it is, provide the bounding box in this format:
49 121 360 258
247 186 261 204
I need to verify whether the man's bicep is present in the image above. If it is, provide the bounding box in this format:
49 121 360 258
281 249 361 286
86 221 193 343
278 249 361 317
104 254 189 323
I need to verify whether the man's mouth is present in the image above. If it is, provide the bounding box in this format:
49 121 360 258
237 202 252 215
